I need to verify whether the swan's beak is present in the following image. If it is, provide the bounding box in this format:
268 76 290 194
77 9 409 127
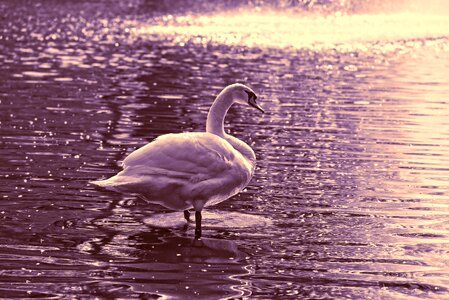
248 94 265 113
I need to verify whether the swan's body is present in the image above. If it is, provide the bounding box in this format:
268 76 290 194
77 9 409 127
103 132 254 211
91 83 264 238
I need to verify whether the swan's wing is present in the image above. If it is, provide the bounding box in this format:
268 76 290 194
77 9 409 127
122 132 236 178
92 132 250 210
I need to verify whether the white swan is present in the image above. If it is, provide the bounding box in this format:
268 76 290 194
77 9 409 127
91 83 264 239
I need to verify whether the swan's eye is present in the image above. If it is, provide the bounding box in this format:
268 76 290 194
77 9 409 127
244 90 257 101
245 90 264 113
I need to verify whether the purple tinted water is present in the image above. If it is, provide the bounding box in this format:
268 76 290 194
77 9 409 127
1 1 449 298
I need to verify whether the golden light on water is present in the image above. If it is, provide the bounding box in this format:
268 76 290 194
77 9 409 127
354 50 449 203
138 11 449 51
2 0 449 297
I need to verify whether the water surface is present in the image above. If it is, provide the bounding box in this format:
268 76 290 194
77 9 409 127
1 0 449 298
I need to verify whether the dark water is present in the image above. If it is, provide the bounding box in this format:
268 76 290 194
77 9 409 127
1 0 449 298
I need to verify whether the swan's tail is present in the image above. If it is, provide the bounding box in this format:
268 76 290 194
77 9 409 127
90 171 154 193
89 175 130 192
90 166 190 194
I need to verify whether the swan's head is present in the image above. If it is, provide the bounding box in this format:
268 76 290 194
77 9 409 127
224 83 264 113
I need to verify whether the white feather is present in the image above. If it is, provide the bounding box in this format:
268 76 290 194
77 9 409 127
91 83 262 212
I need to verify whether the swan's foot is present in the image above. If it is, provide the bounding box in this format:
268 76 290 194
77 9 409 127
183 210 191 222
195 211 202 240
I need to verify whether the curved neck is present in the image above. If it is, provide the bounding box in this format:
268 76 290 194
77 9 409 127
205 91 256 172
206 91 233 137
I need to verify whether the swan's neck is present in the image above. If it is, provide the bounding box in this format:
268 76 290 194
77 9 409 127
206 92 233 137
206 93 256 171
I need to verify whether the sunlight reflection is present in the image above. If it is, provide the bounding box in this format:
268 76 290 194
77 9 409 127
137 11 449 51
355 49 449 202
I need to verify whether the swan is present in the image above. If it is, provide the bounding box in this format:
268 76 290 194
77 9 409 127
91 83 264 239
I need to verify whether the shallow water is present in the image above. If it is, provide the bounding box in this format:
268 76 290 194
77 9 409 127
1 0 449 298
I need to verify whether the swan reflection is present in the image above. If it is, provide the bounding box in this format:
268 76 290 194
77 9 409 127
100 232 250 298
76 209 252 299
132 234 246 263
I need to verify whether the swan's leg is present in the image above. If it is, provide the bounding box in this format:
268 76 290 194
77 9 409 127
195 211 202 239
183 210 190 222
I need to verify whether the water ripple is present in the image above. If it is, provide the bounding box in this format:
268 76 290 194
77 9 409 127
1 0 449 298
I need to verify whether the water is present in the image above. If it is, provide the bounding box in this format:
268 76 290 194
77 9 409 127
1 0 449 298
